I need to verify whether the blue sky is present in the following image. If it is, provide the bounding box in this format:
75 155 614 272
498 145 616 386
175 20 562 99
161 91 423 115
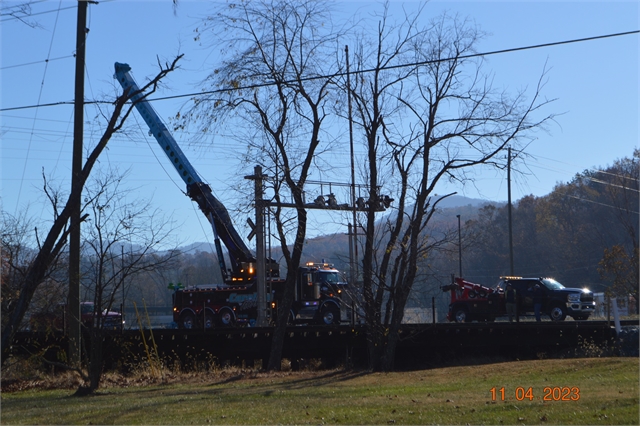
1 1 638 248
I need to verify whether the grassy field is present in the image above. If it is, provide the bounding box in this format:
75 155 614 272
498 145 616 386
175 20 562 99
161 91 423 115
1 357 638 425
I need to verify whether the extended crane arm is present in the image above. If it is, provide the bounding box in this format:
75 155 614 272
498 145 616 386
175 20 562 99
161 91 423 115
114 62 255 280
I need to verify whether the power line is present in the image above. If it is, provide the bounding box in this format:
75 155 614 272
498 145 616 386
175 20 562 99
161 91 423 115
0 0 48 12
587 177 639 192
565 194 639 214
15 0 64 214
1 100 76 112
593 169 639 182
125 30 640 104
1 30 638 113
0 3 75 22
0 55 74 70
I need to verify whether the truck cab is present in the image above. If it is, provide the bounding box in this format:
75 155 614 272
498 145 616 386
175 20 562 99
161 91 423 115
294 263 349 325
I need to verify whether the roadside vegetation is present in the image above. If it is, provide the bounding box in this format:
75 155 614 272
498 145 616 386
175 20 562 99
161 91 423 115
1 357 637 425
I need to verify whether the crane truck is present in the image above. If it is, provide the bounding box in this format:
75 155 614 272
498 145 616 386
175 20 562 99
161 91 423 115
114 62 350 328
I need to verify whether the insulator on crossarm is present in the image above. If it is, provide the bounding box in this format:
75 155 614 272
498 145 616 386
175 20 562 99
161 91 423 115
327 193 338 208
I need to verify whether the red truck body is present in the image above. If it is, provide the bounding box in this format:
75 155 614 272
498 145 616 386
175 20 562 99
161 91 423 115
442 277 503 322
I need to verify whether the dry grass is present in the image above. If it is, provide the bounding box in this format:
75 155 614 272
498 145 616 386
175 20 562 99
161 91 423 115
2 357 638 425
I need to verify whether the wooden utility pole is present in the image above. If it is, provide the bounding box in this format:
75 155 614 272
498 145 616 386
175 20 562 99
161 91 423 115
346 45 358 285
69 0 88 366
507 147 514 276
250 165 267 327
457 214 462 277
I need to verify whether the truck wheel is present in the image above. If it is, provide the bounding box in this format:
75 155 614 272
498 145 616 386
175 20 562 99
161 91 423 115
549 305 567 321
203 312 215 329
453 307 469 323
180 312 196 329
320 305 340 325
217 308 236 327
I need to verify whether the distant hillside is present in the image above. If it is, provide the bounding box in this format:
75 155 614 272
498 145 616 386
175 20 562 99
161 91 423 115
433 194 501 209
180 241 220 254
178 196 501 264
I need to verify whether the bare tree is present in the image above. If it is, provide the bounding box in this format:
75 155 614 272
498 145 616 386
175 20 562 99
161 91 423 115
182 0 342 370
349 5 555 371
74 167 179 395
1 56 182 367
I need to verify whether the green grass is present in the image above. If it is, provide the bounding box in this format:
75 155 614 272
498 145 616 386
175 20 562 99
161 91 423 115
1 358 638 424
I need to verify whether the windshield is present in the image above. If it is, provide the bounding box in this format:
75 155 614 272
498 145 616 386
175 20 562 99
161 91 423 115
541 278 566 290
318 271 346 285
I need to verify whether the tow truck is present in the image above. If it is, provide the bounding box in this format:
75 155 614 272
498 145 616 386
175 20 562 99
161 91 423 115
114 62 350 328
442 276 595 322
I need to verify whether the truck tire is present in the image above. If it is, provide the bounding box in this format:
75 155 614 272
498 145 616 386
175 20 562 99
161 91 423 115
320 305 340 325
203 312 215 329
180 312 196 329
217 307 236 327
549 305 567 321
453 307 470 323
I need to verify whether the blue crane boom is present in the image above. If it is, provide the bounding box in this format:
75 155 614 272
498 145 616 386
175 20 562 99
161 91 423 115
114 62 256 283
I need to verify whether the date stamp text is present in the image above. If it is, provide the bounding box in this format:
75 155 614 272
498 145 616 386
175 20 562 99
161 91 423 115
490 386 580 401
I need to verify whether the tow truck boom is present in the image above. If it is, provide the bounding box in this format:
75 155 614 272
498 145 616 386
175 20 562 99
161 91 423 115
114 62 255 282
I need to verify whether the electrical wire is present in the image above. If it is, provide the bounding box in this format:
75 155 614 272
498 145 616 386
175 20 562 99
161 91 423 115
0 0 48 12
132 111 185 195
565 194 639 214
127 97 217 250
14 0 63 214
0 2 74 22
1 30 638 113
587 178 639 192
0 55 74 70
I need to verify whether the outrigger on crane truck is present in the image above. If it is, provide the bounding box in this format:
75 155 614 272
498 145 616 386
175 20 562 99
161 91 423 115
442 276 595 322
114 62 351 328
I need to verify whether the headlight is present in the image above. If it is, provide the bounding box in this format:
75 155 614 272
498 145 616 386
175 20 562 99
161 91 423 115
567 293 581 302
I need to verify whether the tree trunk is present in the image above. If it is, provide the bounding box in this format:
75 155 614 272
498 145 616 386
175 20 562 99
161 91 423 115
267 274 295 371
73 326 104 396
